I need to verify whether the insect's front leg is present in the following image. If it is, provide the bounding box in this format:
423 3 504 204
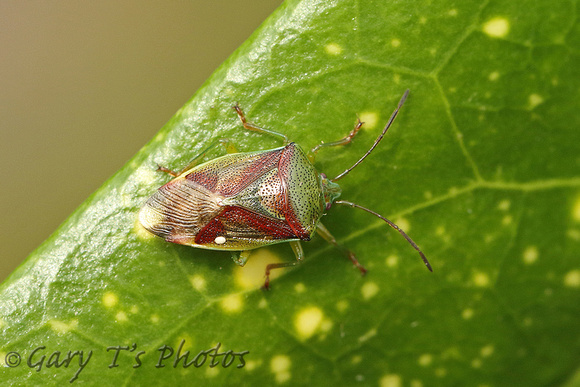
308 119 364 162
316 223 367 275
233 104 289 144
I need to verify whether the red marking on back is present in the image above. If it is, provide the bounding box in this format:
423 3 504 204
195 206 298 245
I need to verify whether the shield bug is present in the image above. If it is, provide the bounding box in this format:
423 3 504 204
139 90 432 289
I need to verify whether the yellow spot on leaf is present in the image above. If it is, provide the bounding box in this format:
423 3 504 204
270 355 291 383
130 305 139 314
189 275 206 291
410 380 424 387
336 300 349 312
448 9 458 16
473 271 490 287
351 355 362 364
573 196 580 222
361 281 380 300
395 217 410 232
497 199 510 210
471 358 482 368
386 255 399 268
380 374 402 387
358 111 379 130
294 283 306 293
391 39 401 47
564 270 580 288
481 344 495 357
522 246 538 265
325 43 343 55
483 17 510 38
245 359 262 371
488 71 500 81
462 308 474 320
418 353 432 366
48 319 78 334
206 367 219 377
528 93 544 110
295 306 324 340
234 249 283 290
502 214 513 225
150 314 160 324
221 294 243 313
115 311 128 323
102 292 118 308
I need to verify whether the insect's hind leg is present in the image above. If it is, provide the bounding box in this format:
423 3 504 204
263 241 304 290
316 223 367 275
308 119 364 162
233 104 289 144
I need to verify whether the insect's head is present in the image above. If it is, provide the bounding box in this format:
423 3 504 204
320 173 341 210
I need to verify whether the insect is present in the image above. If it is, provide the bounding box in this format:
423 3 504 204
139 90 432 289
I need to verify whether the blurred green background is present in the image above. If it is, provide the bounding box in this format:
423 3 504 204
0 1 282 282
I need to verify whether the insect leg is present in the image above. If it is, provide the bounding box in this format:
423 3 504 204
316 223 367 275
263 241 303 290
233 104 289 144
308 119 364 162
231 250 251 267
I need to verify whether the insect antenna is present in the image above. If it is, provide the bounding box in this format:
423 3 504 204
331 89 409 182
334 200 432 272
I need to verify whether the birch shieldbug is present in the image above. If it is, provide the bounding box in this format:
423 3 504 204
139 90 432 289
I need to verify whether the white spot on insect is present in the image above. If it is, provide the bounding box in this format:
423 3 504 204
391 38 401 48
418 353 432 366
572 196 580 222
361 281 379 300
358 328 377 343
270 355 291 383
115 311 128 323
498 199 511 211
48 319 78 334
189 275 206 291
336 300 349 312
102 292 118 308
481 345 495 357
214 236 226 245
462 308 474 320
295 306 324 340
294 283 306 293
488 71 500 81
522 246 539 265
564 270 580 288
150 314 160 324
358 111 379 130
380 374 402 387
325 43 343 55
473 271 490 287
234 249 283 290
221 294 243 313
448 9 458 16
502 215 513 225
528 93 544 110
483 17 510 38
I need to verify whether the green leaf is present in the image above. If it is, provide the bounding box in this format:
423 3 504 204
1 0 579 385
